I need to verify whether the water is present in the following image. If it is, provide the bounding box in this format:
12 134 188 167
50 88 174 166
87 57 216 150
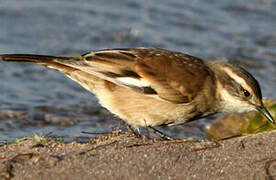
0 0 275 142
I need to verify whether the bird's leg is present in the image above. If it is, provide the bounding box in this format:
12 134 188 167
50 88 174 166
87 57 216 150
147 126 173 140
126 124 142 138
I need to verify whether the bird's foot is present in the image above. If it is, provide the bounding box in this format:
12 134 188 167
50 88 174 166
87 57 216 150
147 126 173 140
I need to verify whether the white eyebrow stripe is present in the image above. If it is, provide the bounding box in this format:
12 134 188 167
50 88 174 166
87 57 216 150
116 77 150 87
222 67 251 91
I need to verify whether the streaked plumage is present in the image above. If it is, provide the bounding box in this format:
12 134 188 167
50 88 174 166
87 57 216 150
0 48 274 137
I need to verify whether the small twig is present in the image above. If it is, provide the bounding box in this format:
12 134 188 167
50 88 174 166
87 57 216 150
219 134 243 141
81 131 111 135
190 141 221 153
125 143 153 148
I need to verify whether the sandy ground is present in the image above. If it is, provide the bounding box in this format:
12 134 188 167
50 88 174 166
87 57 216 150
0 130 276 180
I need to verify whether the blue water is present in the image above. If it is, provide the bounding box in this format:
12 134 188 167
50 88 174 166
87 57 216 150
0 0 275 141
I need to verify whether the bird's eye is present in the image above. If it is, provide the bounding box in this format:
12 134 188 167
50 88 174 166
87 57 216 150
243 89 251 98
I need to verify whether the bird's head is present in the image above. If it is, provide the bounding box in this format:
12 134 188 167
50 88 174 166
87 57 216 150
213 62 274 124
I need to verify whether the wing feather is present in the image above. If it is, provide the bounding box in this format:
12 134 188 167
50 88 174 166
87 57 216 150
54 48 211 104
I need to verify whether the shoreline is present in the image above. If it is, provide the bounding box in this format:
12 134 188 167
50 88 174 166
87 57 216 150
1 130 276 179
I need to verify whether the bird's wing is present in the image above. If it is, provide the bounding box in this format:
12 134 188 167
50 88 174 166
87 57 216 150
56 48 211 104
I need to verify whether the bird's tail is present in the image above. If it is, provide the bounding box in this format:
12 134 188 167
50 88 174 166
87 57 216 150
0 54 80 63
0 54 102 93
0 54 86 76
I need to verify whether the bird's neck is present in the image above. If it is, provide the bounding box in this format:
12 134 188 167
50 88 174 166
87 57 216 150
205 61 237 113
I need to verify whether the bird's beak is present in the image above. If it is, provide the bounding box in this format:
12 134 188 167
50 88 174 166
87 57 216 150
256 105 275 124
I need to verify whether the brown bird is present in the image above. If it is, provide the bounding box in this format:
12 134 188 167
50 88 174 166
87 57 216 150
0 48 274 139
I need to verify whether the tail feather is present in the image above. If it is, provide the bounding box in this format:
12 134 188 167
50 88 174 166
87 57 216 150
0 53 102 93
0 54 75 63
0 54 85 75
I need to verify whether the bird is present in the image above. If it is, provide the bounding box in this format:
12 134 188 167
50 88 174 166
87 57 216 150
0 48 274 139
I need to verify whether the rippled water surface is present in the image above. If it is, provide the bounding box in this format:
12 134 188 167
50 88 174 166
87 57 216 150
0 0 275 141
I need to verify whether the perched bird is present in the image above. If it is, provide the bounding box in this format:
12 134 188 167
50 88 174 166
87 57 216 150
0 48 274 139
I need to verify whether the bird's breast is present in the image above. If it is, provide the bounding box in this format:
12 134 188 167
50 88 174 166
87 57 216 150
95 81 216 128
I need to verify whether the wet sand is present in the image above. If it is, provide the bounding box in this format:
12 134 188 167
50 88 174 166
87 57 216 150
1 130 276 179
